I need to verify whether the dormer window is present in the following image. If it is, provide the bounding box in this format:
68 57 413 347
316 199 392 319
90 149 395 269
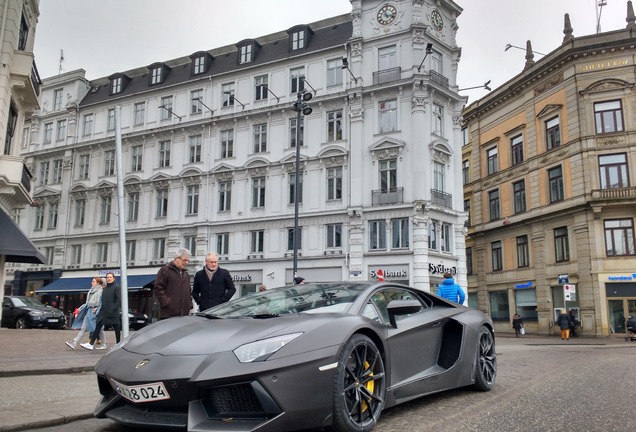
148 63 171 85
287 25 313 51
108 73 131 95
190 51 214 76
235 40 261 65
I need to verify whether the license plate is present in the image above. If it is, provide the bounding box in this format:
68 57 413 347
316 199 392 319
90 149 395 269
136 320 145 323
111 379 170 403
47 319 58 323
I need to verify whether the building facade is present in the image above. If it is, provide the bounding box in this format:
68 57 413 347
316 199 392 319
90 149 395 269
462 3 636 337
14 0 468 316
0 0 43 321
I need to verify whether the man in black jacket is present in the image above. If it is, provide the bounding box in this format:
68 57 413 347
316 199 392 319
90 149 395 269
192 253 236 310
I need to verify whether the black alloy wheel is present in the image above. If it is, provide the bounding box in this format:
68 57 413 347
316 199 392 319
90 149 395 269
473 326 496 391
332 334 386 432
15 317 28 329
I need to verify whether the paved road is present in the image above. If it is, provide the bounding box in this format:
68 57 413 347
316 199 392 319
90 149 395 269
1 328 634 432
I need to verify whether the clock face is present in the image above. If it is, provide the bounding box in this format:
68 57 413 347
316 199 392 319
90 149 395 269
431 10 444 31
377 4 397 25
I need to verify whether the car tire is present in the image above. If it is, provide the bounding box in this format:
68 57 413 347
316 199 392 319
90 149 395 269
15 317 29 329
473 326 496 391
332 334 385 432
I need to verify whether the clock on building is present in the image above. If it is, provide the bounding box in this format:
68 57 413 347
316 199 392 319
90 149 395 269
377 4 397 26
431 10 444 31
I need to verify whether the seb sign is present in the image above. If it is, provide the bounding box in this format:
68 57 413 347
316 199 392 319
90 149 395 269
369 268 408 280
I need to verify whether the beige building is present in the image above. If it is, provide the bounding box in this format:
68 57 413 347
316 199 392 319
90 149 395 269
462 2 636 337
0 0 43 310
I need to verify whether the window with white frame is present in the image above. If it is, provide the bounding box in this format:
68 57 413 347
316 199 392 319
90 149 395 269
189 135 202 163
489 189 500 220
111 77 122 94
487 146 498 175
107 108 115 131
218 181 231 212
79 154 90 180
53 89 63 110
327 224 342 248
156 189 168 218
191 89 203 114
252 177 266 208
599 153 629 189
253 123 267 153
39 161 49 185
433 161 445 192
431 51 442 74
290 117 304 148
134 102 145 125
378 45 397 70
554 226 570 262
47 202 58 229
153 238 166 260
150 67 162 85
52 159 63 184
104 150 115 176
183 235 196 254
432 104 443 136
239 45 252 64
100 196 112 224
288 173 303 205
440 222 451 252
546 116 561 150
326 58 343 87
292 31 305 50
186 185 199 215
511 134 524 165
548 166 564 203
378 100 397 133
287 227 302 251
250 230 264 253
513 180 526 213
217 233 229 256
327 110 343 141
255 75 268 101
193 56 205 74
43 123 52 144
96 242 108 263
222 83 235 106
462 159 469 185
160 96 173 120
126 240 136 261
74 199 85 226
327 167 342 200
604 218 635 256
379 159 397 192
82 114 93 136
71 245 82 265
56 119 67 141
34 205 44 230
158 140 171 168
594 100 624 134
391 218 409 249
369 220 387 250
517 235 529 267
127 192 139 222
221 129 234 158
131 145 143 172
290 67 305 93
491 240 503 271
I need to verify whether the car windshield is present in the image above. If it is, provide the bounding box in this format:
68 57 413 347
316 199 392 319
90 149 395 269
205 282 367 318
12 297 45 308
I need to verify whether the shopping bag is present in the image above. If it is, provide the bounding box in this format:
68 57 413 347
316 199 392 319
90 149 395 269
520 327 525 335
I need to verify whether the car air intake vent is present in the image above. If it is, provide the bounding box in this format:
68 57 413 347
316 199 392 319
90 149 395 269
207 383 265 417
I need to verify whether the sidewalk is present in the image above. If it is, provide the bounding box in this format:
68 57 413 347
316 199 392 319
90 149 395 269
0 328 629 432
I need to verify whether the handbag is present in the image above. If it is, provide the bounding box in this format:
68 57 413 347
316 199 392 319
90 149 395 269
520 327 525 335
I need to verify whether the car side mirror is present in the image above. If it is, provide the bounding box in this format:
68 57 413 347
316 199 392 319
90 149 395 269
387 299 421 328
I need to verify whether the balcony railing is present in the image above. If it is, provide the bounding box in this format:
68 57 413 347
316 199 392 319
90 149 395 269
372 187 404 205
431 189 452 208
373 67 401 85
430 71 449 89
591 186 636 200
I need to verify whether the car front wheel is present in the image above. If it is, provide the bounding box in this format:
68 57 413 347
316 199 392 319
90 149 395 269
332 334 385 432
473 326 496 391
15 317 29 329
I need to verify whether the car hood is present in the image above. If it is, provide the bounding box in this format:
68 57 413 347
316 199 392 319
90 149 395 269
121 314 339 357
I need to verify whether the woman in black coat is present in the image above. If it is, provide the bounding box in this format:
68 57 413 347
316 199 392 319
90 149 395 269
81 272 121 350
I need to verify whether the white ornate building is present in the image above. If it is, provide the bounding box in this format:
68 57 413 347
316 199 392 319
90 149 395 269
13 0 468 312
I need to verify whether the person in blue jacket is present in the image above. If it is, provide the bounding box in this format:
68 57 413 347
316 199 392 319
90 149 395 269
436 272 466 304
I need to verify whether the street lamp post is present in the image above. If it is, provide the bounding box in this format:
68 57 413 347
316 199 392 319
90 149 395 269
291 90 312 280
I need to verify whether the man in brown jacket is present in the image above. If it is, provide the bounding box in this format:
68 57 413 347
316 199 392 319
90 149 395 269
154 248 193 319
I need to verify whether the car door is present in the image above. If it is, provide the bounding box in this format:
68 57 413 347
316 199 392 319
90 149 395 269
2 298 15 327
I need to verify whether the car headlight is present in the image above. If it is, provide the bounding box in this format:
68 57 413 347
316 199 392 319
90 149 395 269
29 310 44 316
233 332 303 363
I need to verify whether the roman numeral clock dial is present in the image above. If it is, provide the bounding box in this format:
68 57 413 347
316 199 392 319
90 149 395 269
377 4 397 26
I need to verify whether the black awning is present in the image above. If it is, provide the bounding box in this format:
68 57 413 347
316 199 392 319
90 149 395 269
0 209 45 264
36 274 156 295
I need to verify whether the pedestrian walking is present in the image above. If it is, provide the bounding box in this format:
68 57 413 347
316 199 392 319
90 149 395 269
555 309 572 340
81 272 121 350
65 277 106 349
192 252 236 310
512 313 524 338
568 309 579 337
154 248 193 318
436 272 466 304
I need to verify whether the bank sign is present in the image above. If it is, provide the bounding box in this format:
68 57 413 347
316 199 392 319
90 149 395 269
428 263 458 276
369 268 408 279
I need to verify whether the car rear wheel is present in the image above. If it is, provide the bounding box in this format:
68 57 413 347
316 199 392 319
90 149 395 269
473 326 496 391
15 317 29 329
332 334 385 432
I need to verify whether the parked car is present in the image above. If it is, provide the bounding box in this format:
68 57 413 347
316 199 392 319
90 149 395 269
93 281 496 431
1 296 66 329
126 309 148 330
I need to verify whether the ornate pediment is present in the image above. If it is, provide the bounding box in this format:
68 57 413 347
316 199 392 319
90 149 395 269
536 104 562 119
579 79 634 95
369 137 405 160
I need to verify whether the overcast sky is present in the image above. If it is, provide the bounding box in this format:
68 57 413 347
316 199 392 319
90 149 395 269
34 0 631 101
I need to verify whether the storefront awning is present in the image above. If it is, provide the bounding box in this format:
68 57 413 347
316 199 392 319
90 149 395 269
36 274 155 295
0 209 45 264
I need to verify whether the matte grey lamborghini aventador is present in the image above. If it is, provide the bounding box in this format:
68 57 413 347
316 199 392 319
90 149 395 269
93 282 496 432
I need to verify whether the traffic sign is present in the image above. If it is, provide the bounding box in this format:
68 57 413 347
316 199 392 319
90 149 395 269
558 274 569 284
563 284 576 301
564 284 576 293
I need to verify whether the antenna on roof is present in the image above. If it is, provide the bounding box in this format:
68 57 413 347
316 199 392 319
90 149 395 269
596 0 607 33
58 49 64 75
